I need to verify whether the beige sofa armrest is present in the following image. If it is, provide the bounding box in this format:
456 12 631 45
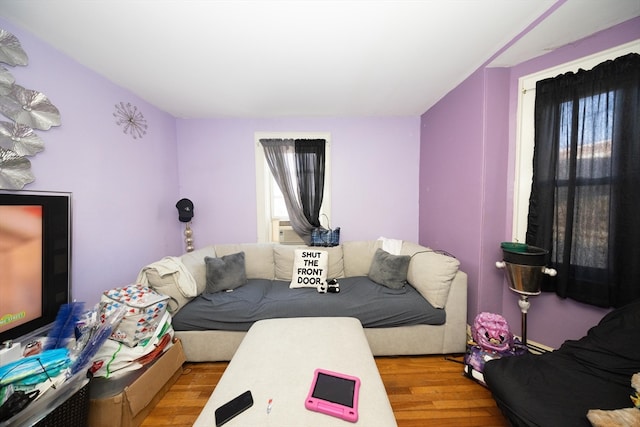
441 270 468 353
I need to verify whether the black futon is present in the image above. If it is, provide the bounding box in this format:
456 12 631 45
483 298 640 426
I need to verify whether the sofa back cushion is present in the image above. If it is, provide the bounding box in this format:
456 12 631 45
401 242 460 308
274 245 345 280
214 243 275 279
342 240 382 277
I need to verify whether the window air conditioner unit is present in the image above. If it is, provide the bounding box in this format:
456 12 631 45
273 220 304 245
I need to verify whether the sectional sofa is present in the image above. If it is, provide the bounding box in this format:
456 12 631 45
138 240 468 362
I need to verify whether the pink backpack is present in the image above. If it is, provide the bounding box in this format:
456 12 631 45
472 312 513 352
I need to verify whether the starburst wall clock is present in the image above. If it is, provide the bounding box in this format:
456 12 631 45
113 101 147 139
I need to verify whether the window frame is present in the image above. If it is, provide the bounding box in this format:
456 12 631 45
254 131 332 243
512 40 640 242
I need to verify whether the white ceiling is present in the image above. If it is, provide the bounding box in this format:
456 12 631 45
0 0 638 118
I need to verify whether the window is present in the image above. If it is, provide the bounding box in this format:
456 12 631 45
513 40 639 242
515 43 640 307
552 94 612 270
255 132 331 243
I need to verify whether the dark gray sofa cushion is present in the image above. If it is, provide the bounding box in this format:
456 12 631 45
172 276 445 331
368 248 410 289
205 251 247 293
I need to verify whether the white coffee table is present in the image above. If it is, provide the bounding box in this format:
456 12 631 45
193 317 397 427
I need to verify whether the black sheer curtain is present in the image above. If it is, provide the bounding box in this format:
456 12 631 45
526 53 640 308
295 139 325 229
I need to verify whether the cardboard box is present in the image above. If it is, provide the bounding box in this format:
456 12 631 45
88 339 186 427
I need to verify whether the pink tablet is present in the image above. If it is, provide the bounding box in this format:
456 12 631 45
305 368 360 422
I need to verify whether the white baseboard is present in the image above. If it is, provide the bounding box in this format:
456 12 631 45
466 324 554 353
516 337 554 353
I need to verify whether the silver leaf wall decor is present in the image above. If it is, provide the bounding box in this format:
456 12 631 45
0 29 28 66
0 66 15 95
0 121 45 156
0 28 61 189
0 84 61 130
0 147 35 189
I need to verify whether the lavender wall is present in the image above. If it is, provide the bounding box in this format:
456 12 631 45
420 17 640 348
419 67 510 321
175 117 421 245
1 18 421 310
480 68 511 314
419 69 486 314
0 19 182 306
5 12 636 345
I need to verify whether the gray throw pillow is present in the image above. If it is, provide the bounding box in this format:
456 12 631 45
368 248 410 290
205 251 247 293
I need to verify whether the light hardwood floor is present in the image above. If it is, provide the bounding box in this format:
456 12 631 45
141 354 509 427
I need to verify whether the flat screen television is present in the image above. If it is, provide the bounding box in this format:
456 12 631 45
0 190 72 345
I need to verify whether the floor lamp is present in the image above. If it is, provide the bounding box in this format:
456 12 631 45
496 243 556 350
